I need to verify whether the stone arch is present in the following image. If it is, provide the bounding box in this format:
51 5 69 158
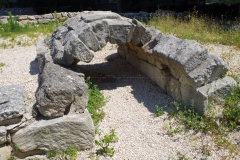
41 11 236 114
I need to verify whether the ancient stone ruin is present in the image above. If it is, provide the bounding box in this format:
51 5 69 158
0 11 237 158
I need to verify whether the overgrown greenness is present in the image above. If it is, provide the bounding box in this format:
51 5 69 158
46 146 78 160
86 77 106 125
145 10 240 48
168 86 240 154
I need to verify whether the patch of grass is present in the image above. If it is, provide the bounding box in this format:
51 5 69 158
86 77 106 125
222 86 240 130
0 12 62 41
153 105 165 117
145 11 240 47
46 146 78 160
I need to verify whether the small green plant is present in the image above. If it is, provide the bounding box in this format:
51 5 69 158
94 127 118 157
8 144 18 160
86 77 106 125
46 146 78 160
0 62 5 72
53 11 59 25
153 105 165 117
177 151 190 160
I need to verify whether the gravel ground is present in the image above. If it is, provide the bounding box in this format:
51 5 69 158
0 43 239 160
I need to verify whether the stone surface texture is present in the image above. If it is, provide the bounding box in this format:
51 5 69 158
0 126 7 145
36 62 88 118
12 110 94 153
0 85 25 126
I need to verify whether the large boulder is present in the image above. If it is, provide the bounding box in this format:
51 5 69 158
36 62 88 118
0 85 25 126
12 110 94 153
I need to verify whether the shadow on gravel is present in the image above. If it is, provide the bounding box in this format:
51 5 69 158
73 52 175 113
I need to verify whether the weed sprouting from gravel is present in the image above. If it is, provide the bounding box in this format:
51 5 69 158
86 77 106 125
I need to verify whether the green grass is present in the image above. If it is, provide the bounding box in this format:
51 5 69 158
145 12 240 47
0 12 63 48
86 77 106 125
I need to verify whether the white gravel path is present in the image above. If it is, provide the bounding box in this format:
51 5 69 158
0 43 239 160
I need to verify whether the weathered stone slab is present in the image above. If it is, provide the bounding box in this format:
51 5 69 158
36 62 88 118
180 54 228 87
74 21 101 51
36 42 49 74
52 26 68 40
63 31 94 63
27 16 35 20
0 85 25 126
0 126 7 145
141 27 161 45
79 11 123 23
181 76 237 114
0 19 8 24
51 39 74 66
131 19 146 46
12 111 94 153
90 20 110 47
0 146 11 160
17 15 28 21
105 19 134 44
42 14 53 19
152 35 208 79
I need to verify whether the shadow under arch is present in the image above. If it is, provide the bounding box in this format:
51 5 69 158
73 50 175 114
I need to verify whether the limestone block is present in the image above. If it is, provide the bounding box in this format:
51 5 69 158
36 62 88 118
38 19 53 24
0 126 7 145
139 59 169 91
90 20 110 47
0 146 11 160
131 19 146 46
0 19 8 24
12 111 94 153
52 26 68 40
180 54 228 88
17 15 28 21
74 21 101 51
105 19 134 44
0 85 25 126
42 14 53 19
79 11 122 23
63 31 94 63
152 35 208 79
27 16 35 20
